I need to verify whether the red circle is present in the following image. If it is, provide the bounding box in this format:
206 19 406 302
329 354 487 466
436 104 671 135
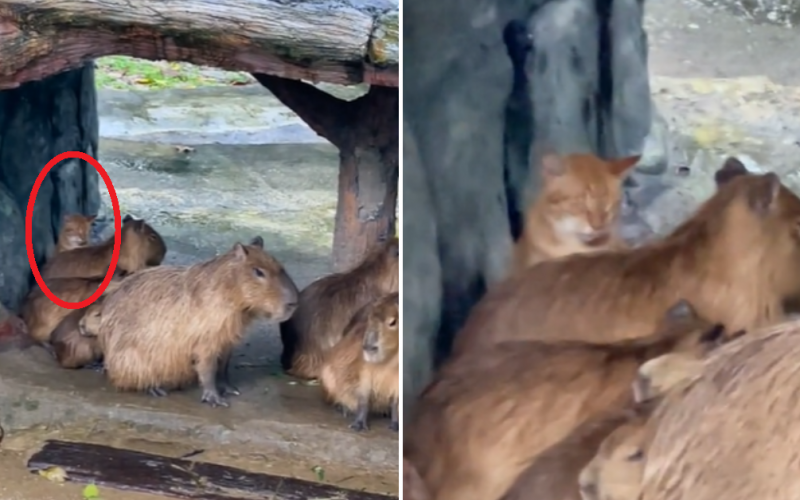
25 151 121 310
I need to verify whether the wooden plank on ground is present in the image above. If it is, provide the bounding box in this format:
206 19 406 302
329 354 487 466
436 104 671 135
27 440 397 500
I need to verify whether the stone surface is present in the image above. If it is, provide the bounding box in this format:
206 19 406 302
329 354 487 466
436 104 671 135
0 63 100 312
0 184 28 312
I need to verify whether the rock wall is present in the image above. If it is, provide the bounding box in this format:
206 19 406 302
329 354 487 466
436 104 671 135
0 64 100 312
403 0 653 413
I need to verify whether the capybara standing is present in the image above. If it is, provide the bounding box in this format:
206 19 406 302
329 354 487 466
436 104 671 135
56 214 96 253
453 158 800 354
319 292 399 432
280 237 398 380
42 215 166 279
98 237 299 407
405 300 732 500
21 271 127 345
50 300 106 370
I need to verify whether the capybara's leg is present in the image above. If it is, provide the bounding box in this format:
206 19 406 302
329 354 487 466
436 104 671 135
349 394 370 432
147 387 169 398
197 355 228 408
216 349 240 396
389 399 399 432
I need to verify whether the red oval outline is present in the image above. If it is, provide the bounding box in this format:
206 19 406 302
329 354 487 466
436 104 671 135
26 151 122 310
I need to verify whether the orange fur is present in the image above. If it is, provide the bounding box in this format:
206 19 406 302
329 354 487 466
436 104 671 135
56 214 96 253
98 237 299 406
280 237 399 380
42 215 166 280
454 159 800 353
406 301 731 500
319 292 399 431
511 153 638 273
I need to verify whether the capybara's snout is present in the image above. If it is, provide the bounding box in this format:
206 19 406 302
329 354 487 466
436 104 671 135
275 271 300 322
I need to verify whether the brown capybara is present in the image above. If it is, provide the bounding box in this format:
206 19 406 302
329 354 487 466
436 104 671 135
319 292 399 432
21 270 127 345
636 318 800 500
50 300 106 370
404 457 432 500
498 400 658 500
56 214 96 253
280 236 399 380
42 215 166 280
405 300 732 500
452 157 800 354
98 236 299 408
577 400 660 500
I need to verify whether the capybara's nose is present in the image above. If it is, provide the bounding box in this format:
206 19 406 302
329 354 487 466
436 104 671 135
363 344 379 354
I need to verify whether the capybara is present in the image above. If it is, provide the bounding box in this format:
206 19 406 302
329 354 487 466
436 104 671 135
637 318 800 500
405 300 730 500
510 152 637 274
21 271 127 345
498 401 657 500
578 401 659 500
42 215 166 279
319 292 399 432
453 157 800 354
50 300 105 370
404 457 432 500
98 237 299 407
56 214 96 253
280 236 398 380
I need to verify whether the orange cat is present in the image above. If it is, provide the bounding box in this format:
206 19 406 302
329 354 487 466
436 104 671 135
56 214 96 253
511 153 639 274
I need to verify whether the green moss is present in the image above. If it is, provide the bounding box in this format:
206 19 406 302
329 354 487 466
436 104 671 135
94 56 254 91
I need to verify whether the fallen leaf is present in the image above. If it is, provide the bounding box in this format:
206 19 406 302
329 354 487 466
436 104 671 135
174 145 195 154
311 465 325 482
135 77 153 85
82 483 100 499
38 466 67 483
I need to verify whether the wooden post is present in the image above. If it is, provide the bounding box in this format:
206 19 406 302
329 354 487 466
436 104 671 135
253 74 398 272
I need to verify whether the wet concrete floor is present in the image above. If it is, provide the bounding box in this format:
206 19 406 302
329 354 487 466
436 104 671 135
0 83 397 497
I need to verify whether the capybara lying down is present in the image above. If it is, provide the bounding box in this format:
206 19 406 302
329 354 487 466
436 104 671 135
50 298 107 370
320 292 399 432
280 236 398 379
42 215 166 279
98 236 299 407
453 157 800 353
405 300 734 500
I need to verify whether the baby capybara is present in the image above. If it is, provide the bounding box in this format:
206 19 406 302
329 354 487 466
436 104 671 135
98 236 299 407
50 300 105 370
56 214 96 253
320 292 399 431
42 215 166 279
280 236 399 379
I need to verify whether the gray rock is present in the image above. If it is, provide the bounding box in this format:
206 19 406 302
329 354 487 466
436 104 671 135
635 105 671 176
0 183 29 312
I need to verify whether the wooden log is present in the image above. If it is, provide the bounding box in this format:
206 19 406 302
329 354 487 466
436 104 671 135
253 74 398 271
0 0 398 89
28 440 398 500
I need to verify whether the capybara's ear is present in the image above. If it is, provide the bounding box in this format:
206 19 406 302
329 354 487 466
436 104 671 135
607 155 641 177
232 242 248 260
250 236 264 249
746 172 781 217
663 299 697 323
122 214 134 224
714 157 749 187
633 354 703 403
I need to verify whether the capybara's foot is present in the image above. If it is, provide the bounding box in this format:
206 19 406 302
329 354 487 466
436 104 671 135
389 421 399 432
334 403 349 416
147 387 169 398
219 383 240 397
349 418 369 432
84 361 105 373
201 389 229 408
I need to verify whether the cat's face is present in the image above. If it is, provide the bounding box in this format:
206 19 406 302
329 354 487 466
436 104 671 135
59 214 97 250
541 154 639 246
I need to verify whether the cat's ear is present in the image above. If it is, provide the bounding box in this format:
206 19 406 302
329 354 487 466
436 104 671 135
540 153 566 179
607 155 641 177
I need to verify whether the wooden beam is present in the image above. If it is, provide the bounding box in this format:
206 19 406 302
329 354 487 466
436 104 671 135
0 0 398 89
28 440 398 500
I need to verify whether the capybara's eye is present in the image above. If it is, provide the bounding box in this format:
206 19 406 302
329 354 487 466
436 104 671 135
626 449 644 462
388 317 398 327
253 268 265 278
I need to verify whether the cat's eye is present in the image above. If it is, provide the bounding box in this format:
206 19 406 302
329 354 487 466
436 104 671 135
253 268 266 278
626 449 644 462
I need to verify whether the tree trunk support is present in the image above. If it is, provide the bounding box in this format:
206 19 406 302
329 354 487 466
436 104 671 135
253 74 398 272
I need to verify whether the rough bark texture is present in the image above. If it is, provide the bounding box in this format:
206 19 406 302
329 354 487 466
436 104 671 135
0 0 398 88
402 0 652 415
0 63 100 313
254 74 398 271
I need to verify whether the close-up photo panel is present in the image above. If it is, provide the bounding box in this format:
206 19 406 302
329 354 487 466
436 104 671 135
0 0 399 499
402 0 800 499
